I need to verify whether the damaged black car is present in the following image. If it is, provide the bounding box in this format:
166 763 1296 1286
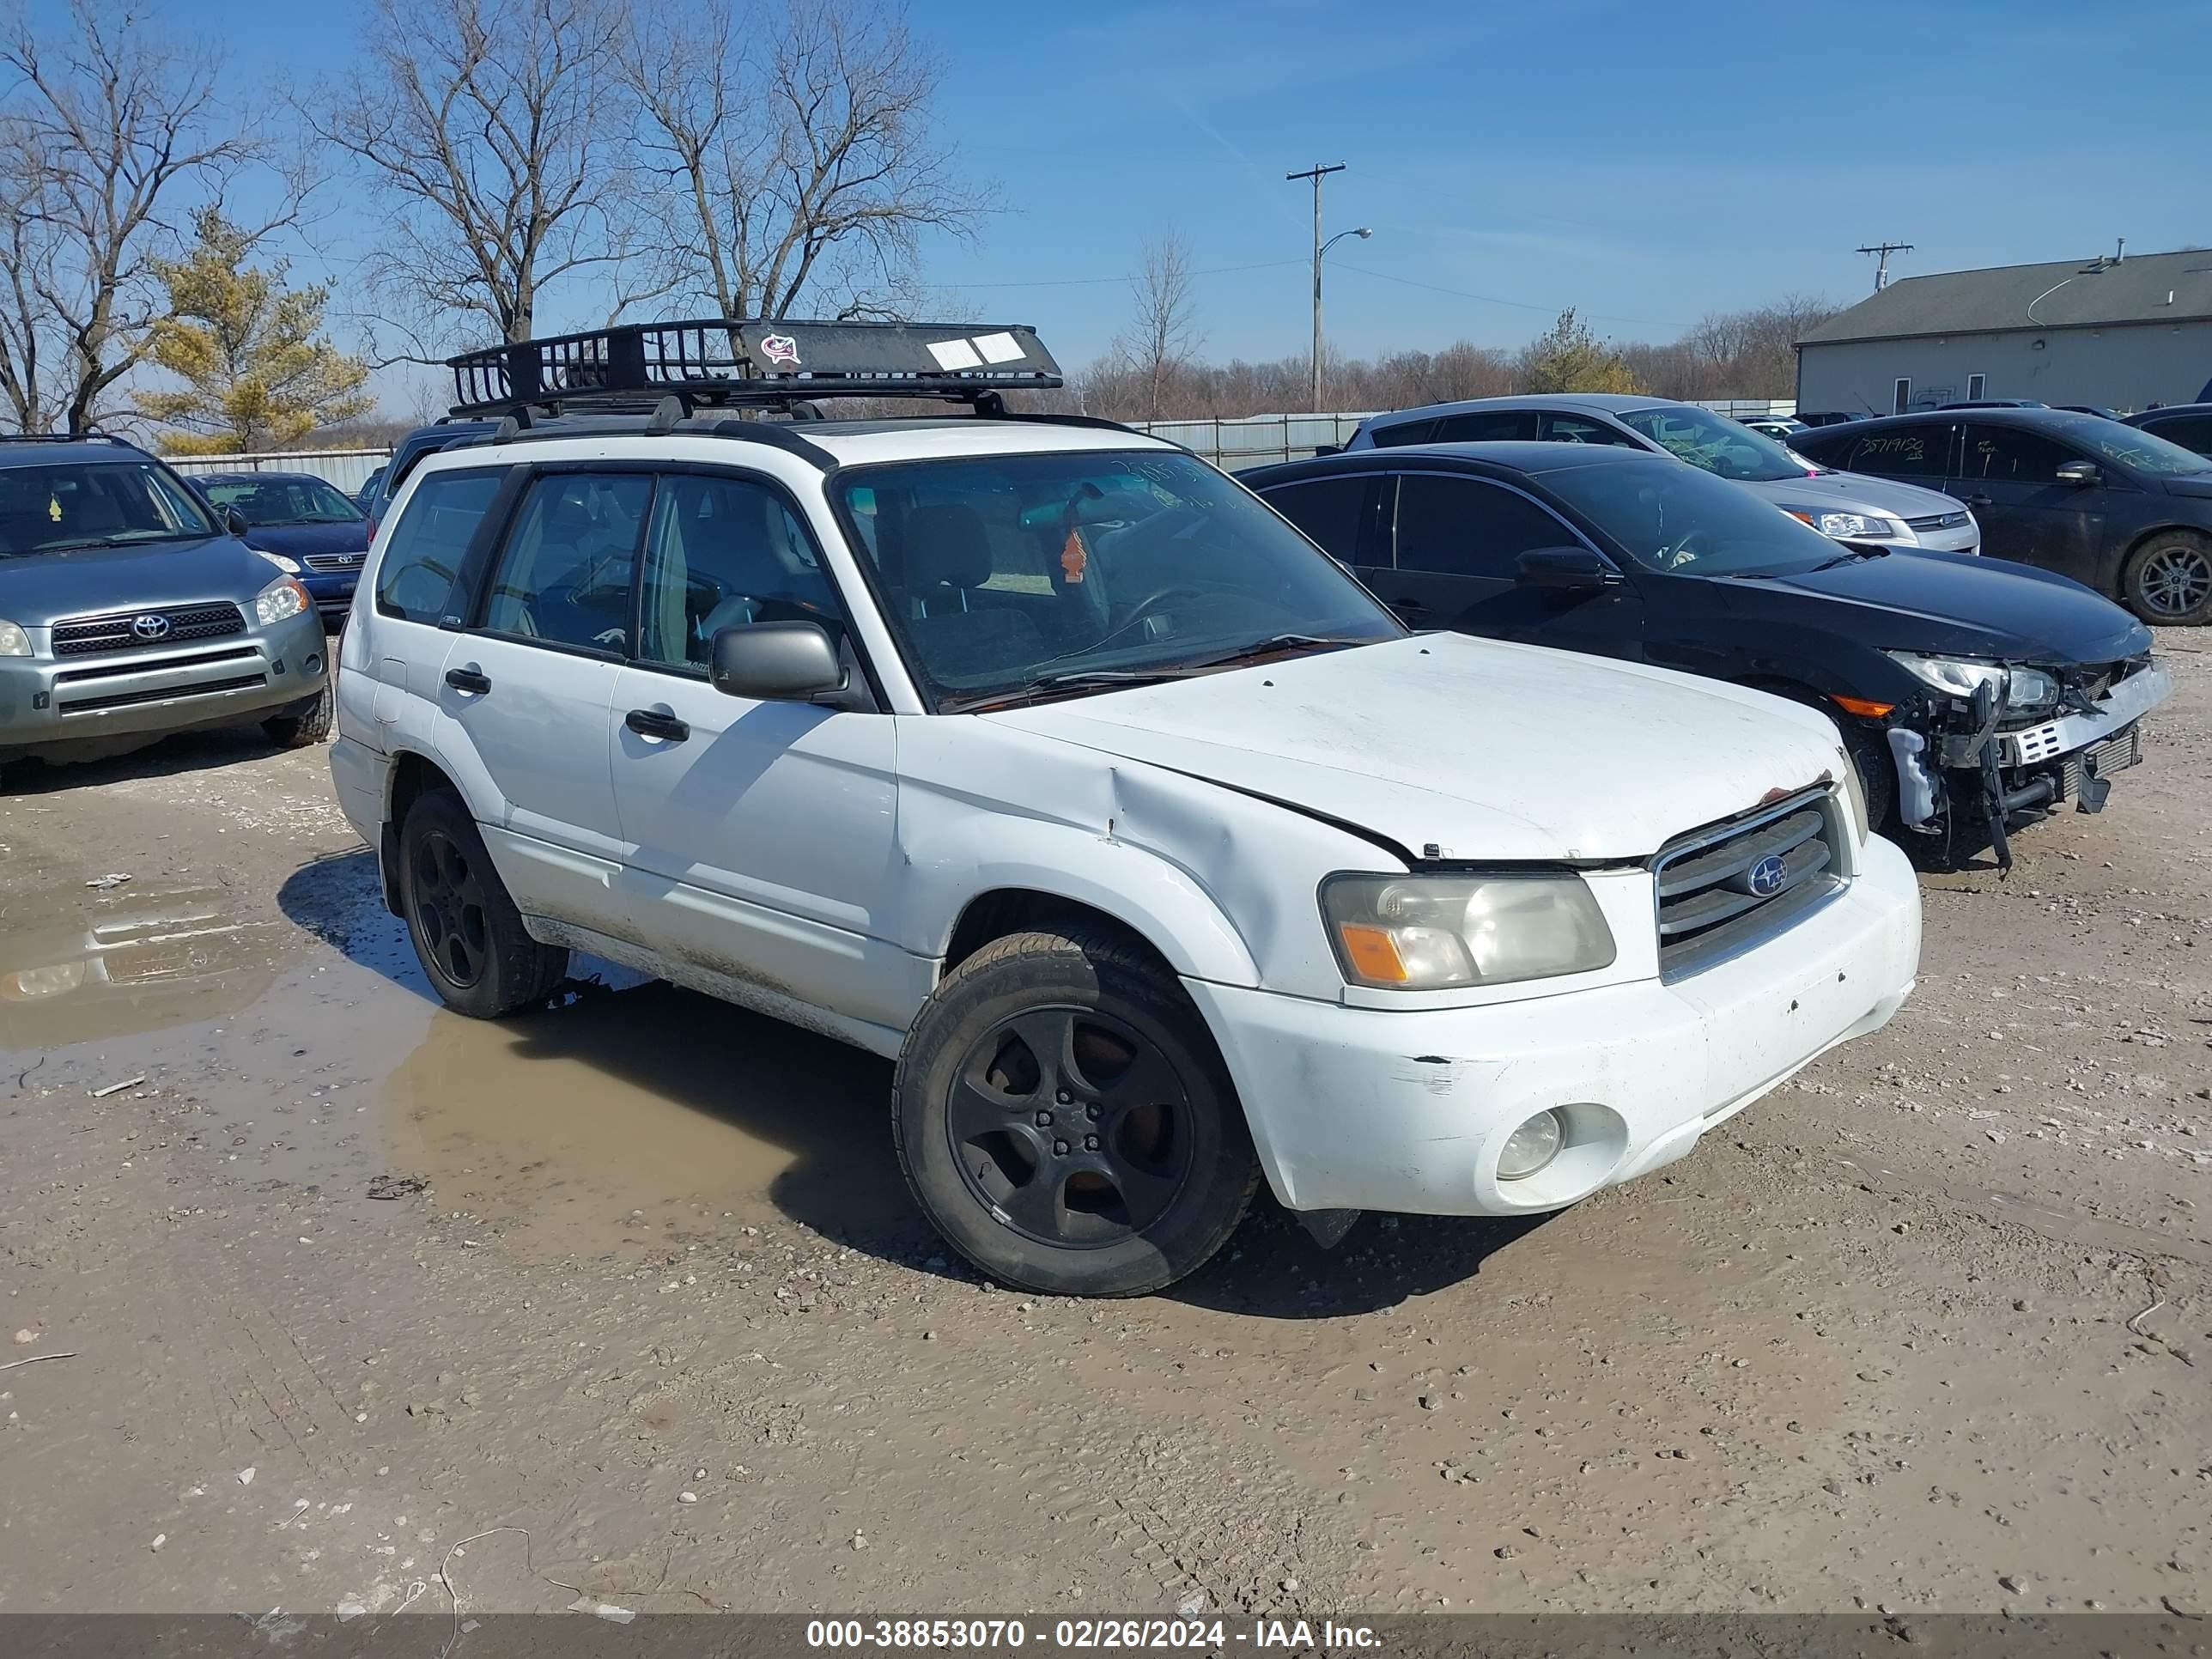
1243 442 2169 869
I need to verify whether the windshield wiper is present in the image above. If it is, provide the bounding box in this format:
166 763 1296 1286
1184 632 1370 670
939 668 1198 714
31 532 202 554
1810 545 1892 572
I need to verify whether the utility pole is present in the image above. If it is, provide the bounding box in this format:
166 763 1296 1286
1288 161 1346 410
1856 240 1914 293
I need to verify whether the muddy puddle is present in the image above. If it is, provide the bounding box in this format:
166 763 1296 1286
380 977 921 1260
0 873 292 1050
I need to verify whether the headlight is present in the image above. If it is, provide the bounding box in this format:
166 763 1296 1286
1837 746 1870 844
1785 508 1905 541
0 618 29 656
1322 872 1615 990
253 577 311 627
256 550 302 574
1884 652 2058 709
2 961 86 999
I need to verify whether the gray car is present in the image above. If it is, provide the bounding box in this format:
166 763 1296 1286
1346 394 1983 556
0 436 332 771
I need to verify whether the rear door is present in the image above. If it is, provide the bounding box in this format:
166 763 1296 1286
1381 471 1644 657
1821 420 1959 487
1949 422 2108 583
434 468 653 936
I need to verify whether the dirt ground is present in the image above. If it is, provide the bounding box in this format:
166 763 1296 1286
1 635 2206 1623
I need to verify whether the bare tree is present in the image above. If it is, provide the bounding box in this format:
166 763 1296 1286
312 0 650 354
0 0 286 433
1113 232 1201 421
621 0 990 322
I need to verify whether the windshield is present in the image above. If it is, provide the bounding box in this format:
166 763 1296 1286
834 449 1402 708
1619 404 1812 483
2055 416 2212 478
1540 454 1845 576
0 460 216 556
202 476 363 525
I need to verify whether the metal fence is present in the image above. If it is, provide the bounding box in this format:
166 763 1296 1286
1123 412 1379 468
171 448 391 494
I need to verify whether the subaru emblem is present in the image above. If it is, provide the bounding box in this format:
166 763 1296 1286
131 612 173 641
1747 854 1787 898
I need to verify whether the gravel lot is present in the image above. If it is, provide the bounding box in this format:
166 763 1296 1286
1 633 2206 1620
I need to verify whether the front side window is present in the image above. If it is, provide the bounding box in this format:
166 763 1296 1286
375 467 505 623
2142 413 2212 457
0 460 216 557
1395 475 1577 578
2059 416 2212 478
202 476 362 525
480 472 652 652
1959 423 2083 483
1538 411 1642 448
1616 404 1804 481
635 472 848 670
834 449 1401 707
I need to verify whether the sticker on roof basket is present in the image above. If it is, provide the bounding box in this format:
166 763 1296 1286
927 338 983 370
760 333 801 367
970 331 1024 365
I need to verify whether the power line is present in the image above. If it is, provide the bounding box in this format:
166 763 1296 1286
948 258 1306 291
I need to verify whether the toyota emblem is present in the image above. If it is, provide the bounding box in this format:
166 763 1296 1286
1746 854 1787 898
131 613 173 641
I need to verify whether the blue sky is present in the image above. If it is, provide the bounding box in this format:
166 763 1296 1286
79 0 2212 409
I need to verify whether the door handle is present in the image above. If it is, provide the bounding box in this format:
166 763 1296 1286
1964 493 1994 507
1391 595 1429 617
444 665 490 694
624 707 690 743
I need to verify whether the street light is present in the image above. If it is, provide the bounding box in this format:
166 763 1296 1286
1311 227 1373 411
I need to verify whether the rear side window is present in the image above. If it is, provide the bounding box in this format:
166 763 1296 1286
480 472 653 652
1263 476 1374 562
1433 410 1538 442
1839 424 1951 479
1960 423 2079 483
375 467 504 623
1368 417 1437 447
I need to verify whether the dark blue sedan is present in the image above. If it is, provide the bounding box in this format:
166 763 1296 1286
192 471 368 626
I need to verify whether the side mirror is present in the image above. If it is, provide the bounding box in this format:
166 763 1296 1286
1516 545 1622 591
2055 460 2100 486
223 507 250 538
709 619 846 702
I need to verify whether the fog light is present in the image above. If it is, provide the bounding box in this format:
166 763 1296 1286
1498 1109 1564 1181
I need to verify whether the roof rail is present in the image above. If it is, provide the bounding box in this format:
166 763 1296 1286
447 318 1061 418
0 430 139 447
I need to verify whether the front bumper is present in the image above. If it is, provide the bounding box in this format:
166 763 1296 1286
0 608 328 759
1936 662 2171 769
300 569 360 623
1187 835 1921 1217
1904 520 1980 555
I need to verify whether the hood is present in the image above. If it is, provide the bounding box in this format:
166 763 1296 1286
0 535 280 627
2160 475 2212 501
1744 549 2148 663
1746 468 1963 520
243 520 368 557
987 635 1844 863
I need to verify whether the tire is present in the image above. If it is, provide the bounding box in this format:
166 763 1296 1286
397 788 569 1018
2120 531 2212 626
1837 719 1895 835
893 927 1259 1297
263 683 333 749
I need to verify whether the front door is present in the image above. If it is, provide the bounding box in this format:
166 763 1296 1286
606 469 914 1034
435 468 653 936
1381 471 1645 658
1948 422 2109 585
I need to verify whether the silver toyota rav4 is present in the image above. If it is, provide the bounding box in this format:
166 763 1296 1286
0 436 332 773
1347 394 1982 556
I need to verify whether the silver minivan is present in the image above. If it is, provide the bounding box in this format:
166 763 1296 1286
1346 394 1981 556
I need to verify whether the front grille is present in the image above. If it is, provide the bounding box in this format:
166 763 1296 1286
301 551 365 572
1905 510 1972 532
2060 724 2142 798
1652 790 1844 980
51 602 247 657
52 646 260 684
58 672 266 714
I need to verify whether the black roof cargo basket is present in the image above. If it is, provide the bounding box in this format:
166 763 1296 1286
447 318 1061 417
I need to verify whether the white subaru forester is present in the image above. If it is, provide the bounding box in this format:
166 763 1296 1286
330 319 1921 1296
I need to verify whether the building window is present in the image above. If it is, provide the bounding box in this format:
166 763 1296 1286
1966 374 1986 400
1893 378 1912 415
